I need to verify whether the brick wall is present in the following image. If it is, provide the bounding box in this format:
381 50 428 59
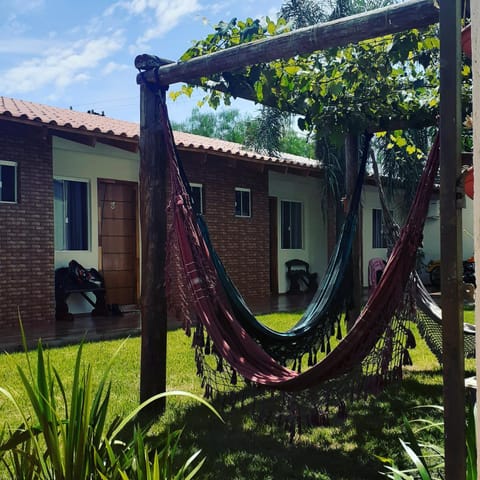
0 122 54 328
182 152 271 302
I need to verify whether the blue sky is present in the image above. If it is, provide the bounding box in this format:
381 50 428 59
0 0 283 124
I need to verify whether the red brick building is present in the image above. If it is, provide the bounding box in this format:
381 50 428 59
0 97 324 327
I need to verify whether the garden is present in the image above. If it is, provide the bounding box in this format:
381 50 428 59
0 310 474 479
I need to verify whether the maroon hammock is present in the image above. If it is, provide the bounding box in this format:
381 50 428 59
163 98 439 392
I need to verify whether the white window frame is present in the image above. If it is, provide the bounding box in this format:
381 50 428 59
0 160 17 204
190 182 204 215
54 177 91 251
281 200 303 249
235 187 251 218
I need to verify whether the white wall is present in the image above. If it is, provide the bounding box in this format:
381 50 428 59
423 196 474 262
362 185 474 287
53 137 139 313
268 171 327 293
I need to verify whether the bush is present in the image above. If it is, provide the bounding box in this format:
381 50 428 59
377 403 476 479
0 337 222 479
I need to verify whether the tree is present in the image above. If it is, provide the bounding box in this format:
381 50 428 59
172 106 316 158
172 107 248 144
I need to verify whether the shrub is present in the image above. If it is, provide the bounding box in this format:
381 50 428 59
0 338 222 479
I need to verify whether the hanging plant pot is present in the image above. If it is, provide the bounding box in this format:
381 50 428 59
462 24 471 58
465 166 474 199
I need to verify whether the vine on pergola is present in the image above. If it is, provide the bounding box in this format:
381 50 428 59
171 16 471 146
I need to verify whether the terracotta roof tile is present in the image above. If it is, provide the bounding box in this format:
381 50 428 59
0 96 321 170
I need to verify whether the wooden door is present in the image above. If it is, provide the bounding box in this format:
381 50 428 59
98 180 138 306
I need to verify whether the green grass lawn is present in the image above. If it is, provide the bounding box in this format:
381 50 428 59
0 311 475 480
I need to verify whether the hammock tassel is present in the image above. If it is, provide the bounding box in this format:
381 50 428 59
403 348 413 366
405 328 416 349
216 356 224 373
230 370 237 385
205 336 211 355
337 401 347 420
320 337 325 353
336 321 343 340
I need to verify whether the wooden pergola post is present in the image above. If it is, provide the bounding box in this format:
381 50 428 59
345 133 362 325
139 83 168 414
439 0 465 477
471 0 480 470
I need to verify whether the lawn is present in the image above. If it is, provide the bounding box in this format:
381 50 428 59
0 311 474 480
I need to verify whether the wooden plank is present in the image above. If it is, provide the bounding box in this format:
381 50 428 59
137 0 439 87
439 1 465 478
103 270 136 288
101 236 136 254
102 218 136 237
102 254 135 271
106 287 136 305
139 84 168 411
100 183 137 202
470 0 480 470
101 202 136 220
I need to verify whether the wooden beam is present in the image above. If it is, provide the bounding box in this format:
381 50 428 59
439 0 465 478
98 137 139 153
51 131 96 147
139 84 168 414
137 0 439 87
345 133 362 329
470 0 480 471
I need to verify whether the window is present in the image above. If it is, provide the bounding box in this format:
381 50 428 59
235 188 251 217
372 208 387 248
0 161 17 203
190 183 204 215
281 200 303 249
54 178 89 250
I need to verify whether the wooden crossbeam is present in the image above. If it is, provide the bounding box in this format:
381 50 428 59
137 0 439 87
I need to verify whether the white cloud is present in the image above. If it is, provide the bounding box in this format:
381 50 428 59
0 33 125 94
101 61 129 76
7 0 44 14
0 37 55 54
107 0 201 44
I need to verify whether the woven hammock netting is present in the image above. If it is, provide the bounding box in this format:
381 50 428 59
370 153 476 364
194 133 370 366
157 87 441 423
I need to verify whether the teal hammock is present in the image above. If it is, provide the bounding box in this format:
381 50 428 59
176 130 371 365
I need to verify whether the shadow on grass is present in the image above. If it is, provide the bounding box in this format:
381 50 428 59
149 369 445 480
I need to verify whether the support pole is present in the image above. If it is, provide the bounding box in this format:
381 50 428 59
439 1 465 478
139 83 168 414
471 0 480 471
345 133 362 326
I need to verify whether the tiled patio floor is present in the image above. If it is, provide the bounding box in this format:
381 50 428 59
1 293 314 353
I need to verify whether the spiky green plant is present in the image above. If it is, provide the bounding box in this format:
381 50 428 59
377 403 477 480
0 333 222 479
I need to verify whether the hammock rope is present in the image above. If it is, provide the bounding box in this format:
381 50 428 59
196 134 371 365
370 149 476 362
160 87 440 393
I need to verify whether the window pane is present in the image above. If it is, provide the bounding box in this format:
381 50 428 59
281 201 303 249
372 209 385 248
235 189 250 217
0 164 16 202
190 184 203 215
67 181 88 250
54 180 65 250
54 179 89 251
291 202 302 248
